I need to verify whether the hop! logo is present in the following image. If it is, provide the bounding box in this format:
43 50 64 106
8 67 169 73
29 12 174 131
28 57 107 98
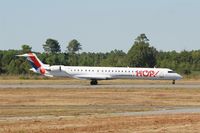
136 70 159 77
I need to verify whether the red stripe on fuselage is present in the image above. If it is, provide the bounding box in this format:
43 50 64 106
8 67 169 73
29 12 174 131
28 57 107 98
28 53 41 68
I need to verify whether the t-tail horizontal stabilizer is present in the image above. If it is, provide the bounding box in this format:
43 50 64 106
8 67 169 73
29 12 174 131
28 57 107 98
17 53 51 76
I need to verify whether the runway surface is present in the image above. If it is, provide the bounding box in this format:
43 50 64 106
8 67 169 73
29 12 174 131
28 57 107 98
0 84 200 89
112 107 200 117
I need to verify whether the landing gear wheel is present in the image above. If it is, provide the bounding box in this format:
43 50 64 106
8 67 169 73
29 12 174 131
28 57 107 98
90 80 98 85
172 80 175 84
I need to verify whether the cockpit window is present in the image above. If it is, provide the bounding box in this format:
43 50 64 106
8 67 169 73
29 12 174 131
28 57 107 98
168 71 176 73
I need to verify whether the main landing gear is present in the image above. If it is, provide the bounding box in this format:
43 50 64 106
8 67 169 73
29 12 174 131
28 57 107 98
172 80 175 84
90 79 98 85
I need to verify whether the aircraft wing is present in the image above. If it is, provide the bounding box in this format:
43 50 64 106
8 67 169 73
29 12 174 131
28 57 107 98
74 74 112 80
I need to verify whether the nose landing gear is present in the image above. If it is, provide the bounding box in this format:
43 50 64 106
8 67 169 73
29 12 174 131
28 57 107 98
172 80 175 84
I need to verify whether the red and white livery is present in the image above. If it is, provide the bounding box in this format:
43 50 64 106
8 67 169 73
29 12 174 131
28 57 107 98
17 53 182 85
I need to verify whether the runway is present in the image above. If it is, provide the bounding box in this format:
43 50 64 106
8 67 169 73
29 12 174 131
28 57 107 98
112 107 200 117
0 83 200 89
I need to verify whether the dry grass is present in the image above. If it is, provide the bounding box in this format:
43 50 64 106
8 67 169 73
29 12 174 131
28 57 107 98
1 113 200 133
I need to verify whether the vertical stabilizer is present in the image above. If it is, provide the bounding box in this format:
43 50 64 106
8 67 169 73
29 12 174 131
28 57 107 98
17 53 47 75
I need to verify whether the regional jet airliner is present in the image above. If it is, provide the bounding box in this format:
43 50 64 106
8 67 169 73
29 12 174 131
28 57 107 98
17 53 182 85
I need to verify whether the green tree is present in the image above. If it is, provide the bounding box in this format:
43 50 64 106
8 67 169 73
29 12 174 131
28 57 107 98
127 34 157 67
21 44 32 53
67 39 82 54
156 51 179 70
43 38 61 53
0 51 3 74
78 52 94 66
78 52 106 66
44 53 69 66
7 59 29 75
178 50 192 63
67 53 79 66
100 50 127 67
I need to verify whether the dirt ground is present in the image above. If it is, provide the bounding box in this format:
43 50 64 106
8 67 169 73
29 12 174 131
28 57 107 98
1 114 200 133
0 79 200 133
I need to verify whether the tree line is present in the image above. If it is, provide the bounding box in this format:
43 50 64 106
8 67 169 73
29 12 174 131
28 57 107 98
0 34 199 77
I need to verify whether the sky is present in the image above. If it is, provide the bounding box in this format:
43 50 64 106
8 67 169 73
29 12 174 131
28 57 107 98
0 0 200 53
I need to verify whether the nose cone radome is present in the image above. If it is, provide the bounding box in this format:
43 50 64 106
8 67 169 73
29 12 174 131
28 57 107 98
176 74 183 80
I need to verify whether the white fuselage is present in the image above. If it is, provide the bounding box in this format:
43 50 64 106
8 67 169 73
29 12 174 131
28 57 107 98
45 65 182 81
17 53 182 85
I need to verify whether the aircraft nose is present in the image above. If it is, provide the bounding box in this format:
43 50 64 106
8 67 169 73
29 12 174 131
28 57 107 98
177 74 183 80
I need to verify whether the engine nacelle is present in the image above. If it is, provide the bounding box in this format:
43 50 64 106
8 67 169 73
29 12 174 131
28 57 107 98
50 66 62 71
